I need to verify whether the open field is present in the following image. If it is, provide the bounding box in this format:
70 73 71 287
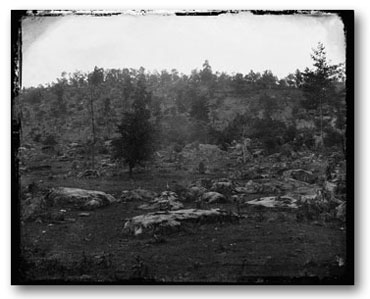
17 146 348 284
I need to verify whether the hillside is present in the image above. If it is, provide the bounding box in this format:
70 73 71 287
15 65 342 154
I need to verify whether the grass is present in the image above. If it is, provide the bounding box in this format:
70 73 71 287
17 151 348 284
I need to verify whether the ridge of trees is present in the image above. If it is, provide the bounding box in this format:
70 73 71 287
17 43 346 169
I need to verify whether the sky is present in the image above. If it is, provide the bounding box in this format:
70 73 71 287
21 11 346 88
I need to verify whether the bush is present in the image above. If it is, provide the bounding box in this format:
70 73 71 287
248 118 286 154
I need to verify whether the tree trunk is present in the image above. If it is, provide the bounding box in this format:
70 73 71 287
319 93 324 150
89 87 96 169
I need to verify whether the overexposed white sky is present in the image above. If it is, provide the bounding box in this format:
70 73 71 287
22 11 346 87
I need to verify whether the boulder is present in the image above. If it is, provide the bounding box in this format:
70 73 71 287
120 189 157 202
47 187 116 210
139 191 183 211
201 192 227 204
185 186 207 200
234 186 254 194
21 196 46 221
246 196 298 209
210 179 234 194
236 180 263 194
123 208 240 235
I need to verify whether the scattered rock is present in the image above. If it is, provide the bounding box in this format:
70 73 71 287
237 180 263 194
78 212 91 217
336 256 345 267
123 208 240 235
21 196 46 221
185 186 207 200
234 186 254 194
47 187 116 210
210 179 234 194
139 191 183 211
246 196 298 209
77 169 100 178
324 181 337 193
120 189 157 202
201 192 227 204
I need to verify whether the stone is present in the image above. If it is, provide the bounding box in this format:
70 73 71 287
47 187 116 210
246 196 298 209
123 208 240 235
185 186 207 200
77 169 100 178
120 189 157 202
78 212 91 217
139 191 183 211
201 192 227 204
21 196 46 221
210 179 234 194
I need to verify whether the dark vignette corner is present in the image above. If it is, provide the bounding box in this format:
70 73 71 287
11 9 27 285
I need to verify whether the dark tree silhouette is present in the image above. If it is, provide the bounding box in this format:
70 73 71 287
301 42 339 147
112 73 156 176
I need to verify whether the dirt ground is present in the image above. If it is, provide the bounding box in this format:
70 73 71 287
16 152 349 284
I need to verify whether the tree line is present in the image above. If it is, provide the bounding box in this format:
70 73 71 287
17 43 346 173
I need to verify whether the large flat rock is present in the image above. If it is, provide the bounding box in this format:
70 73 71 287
123 208 240 235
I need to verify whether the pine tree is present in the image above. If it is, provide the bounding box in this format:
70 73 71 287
301 42 339 148
112 73 156 176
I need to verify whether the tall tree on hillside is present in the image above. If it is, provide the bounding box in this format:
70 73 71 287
200 60 214 88
87 66 104 169
294 69 303 88
301 42 339 147
259 70 278 89
112 73 156 176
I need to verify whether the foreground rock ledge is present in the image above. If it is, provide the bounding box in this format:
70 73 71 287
123 208 240 236
47 187 116 209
